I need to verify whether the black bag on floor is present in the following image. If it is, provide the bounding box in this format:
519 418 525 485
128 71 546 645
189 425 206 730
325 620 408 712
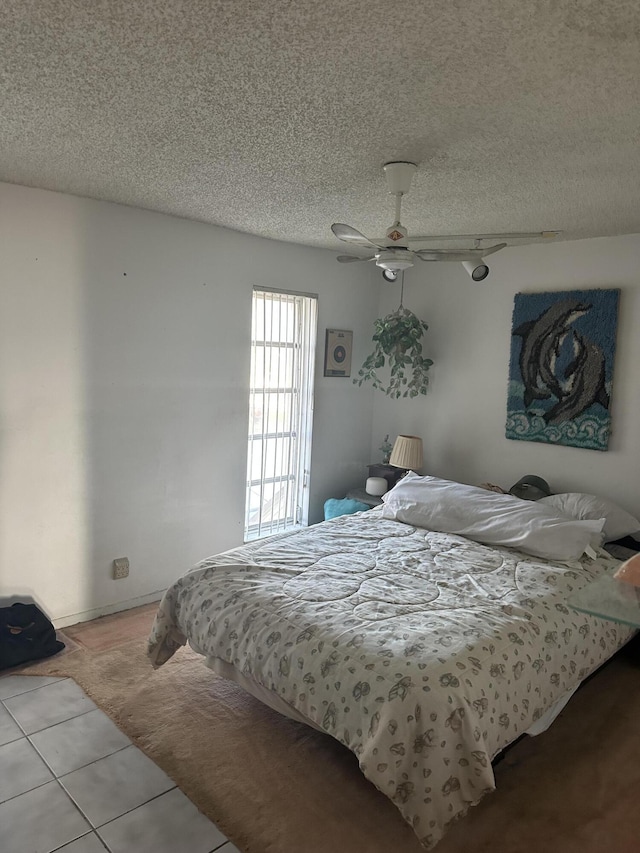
0 603 65 670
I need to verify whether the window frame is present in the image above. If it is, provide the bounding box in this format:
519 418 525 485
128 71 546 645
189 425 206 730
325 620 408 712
244 286 317 541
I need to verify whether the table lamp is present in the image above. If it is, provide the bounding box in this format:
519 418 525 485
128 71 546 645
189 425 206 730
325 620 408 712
389 434 423 474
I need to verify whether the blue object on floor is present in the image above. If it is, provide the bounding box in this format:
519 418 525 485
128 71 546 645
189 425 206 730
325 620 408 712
324 497 370 520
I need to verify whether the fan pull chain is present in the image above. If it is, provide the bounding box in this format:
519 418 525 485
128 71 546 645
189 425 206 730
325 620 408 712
399 271 405 308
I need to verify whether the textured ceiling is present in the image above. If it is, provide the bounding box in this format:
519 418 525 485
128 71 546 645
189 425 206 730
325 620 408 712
2 1 640 251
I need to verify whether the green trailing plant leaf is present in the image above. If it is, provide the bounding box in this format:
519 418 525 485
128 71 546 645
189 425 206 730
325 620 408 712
354 307 433 398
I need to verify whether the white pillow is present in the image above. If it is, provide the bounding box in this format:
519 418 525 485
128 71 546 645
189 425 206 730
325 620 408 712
538 493 640 542
382 473 605 561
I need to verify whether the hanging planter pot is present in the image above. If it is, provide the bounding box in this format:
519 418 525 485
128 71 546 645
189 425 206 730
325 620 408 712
354 306 433 398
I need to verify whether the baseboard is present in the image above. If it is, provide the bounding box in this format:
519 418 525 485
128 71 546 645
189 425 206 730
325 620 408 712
53 591 165 629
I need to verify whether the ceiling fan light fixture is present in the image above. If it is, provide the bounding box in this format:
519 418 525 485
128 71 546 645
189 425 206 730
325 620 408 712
381 268 398 282
462 259 489 281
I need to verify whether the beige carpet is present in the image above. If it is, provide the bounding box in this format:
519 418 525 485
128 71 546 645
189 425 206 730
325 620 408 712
13 608 640 853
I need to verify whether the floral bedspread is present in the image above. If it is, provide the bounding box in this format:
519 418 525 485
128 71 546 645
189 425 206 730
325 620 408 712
147 510 631 849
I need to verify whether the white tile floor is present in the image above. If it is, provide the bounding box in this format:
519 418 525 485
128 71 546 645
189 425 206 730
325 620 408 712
0 674 242 853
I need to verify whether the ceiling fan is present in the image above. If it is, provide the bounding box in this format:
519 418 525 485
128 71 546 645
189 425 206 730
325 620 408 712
332 162 560 282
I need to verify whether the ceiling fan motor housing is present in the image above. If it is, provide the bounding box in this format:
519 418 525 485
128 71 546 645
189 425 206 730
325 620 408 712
376 249 414 271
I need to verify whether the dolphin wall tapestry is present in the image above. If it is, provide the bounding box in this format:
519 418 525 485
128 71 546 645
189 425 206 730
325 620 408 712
506 288 619 451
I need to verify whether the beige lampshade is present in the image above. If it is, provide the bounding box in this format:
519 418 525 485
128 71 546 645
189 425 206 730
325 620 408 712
389 435 423 471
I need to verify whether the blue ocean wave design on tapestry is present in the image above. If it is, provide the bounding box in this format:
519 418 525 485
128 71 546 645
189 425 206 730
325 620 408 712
506 289 619 451
506 389 612 450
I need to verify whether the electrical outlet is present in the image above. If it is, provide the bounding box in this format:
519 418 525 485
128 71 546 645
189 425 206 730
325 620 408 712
113 557 130 580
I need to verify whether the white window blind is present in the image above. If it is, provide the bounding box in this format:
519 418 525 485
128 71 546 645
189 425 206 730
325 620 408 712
244 288 317 541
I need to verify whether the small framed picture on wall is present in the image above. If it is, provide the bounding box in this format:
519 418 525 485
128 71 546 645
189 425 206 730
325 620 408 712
324 329 353 377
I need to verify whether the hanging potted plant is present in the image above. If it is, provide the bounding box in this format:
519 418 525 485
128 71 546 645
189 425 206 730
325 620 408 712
354 304 433 399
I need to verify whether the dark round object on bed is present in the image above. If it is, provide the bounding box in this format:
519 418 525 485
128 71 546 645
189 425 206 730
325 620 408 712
509 475 551 501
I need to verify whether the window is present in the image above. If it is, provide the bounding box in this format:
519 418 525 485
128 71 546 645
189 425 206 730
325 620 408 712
244 288 317 541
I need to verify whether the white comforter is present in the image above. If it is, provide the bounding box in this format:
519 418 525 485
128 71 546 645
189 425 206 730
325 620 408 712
148 510 631 849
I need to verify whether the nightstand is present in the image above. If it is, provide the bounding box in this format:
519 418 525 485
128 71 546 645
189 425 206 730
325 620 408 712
345 487 384 508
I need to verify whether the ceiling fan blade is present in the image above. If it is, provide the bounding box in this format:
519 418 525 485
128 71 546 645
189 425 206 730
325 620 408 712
415 250 474 262
415 243 507 262
409 232 560 243
479 242 508 257
336 254 375 263
331 223 385 251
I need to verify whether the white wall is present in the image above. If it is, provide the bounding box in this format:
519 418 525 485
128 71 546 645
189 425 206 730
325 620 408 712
5 181 637 629
371 233 640 519
0 182 379 625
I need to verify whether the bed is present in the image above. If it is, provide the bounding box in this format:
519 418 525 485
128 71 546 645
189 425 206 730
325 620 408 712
148 475 638 850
